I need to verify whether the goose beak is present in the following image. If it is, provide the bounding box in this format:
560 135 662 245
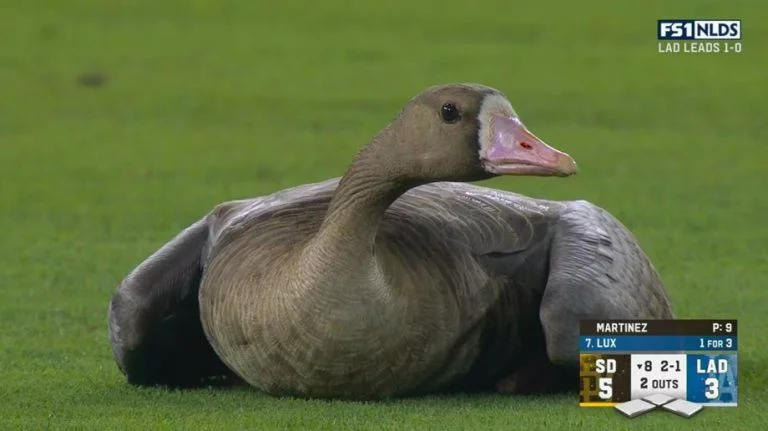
481 115 578 177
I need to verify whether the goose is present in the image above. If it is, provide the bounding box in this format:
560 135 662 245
108 83 674 398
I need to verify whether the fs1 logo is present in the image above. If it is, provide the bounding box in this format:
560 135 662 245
658 20 741 40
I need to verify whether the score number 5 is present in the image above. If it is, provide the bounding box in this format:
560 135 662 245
598 378 613 400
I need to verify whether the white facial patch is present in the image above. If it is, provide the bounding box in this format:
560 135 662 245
477 93 518 161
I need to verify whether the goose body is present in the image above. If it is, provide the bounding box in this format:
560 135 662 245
108 84 674 398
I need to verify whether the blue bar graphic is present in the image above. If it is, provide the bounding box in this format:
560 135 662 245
579 335 737 352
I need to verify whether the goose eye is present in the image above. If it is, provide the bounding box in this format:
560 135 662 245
440 103 460 123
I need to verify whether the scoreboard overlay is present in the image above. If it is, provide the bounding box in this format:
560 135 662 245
579 320 738 408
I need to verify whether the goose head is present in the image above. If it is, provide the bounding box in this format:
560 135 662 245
380 83 578 183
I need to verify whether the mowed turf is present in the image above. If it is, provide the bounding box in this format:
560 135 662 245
1 0 766 429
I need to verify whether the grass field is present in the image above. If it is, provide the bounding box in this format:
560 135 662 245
1 0 766 429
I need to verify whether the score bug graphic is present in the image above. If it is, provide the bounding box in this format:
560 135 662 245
579 320 738 414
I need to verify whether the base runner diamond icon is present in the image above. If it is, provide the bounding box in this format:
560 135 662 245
643 393 675 406
615 399 657 418
662 399 704 418
614 395 705 419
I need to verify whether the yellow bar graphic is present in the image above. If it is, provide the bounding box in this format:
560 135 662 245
579 402 618 407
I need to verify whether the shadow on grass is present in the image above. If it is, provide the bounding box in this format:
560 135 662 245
72 375 575 412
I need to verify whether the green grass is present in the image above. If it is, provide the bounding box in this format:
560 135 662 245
1 0 766 429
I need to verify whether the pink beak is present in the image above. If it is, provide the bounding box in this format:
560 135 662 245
481 114 578 177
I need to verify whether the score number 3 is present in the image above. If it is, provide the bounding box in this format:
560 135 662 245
705 377 719 400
